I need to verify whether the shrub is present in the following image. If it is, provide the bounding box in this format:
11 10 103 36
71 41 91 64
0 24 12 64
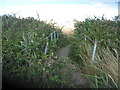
69 16 119 88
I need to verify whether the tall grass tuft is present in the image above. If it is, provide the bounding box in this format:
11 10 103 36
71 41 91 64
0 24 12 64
69 16 119 88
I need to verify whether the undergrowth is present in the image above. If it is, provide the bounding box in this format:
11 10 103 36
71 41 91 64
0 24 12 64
69 16 119 88
2 14 70 88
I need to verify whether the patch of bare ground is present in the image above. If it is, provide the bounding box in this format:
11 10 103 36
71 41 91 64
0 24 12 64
55 45 90 88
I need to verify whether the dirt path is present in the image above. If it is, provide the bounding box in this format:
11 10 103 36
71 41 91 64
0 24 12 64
56 45 70 57
55 45 90 88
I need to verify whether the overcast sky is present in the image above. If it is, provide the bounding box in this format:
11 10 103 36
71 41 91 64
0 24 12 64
0 0 119 28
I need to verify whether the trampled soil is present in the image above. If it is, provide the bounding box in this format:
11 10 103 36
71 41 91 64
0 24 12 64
55 45 90 88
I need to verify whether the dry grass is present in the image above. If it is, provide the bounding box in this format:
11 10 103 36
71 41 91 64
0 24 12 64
81 43 118 88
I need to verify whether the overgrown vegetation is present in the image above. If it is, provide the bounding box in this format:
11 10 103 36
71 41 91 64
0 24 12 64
2 14 71 88
69 16 119 88
2 14 119 88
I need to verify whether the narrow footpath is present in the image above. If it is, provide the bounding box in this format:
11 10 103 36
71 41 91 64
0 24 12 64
55 45 90 88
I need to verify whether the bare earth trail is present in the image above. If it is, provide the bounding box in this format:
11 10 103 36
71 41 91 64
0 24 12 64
56 45 70 57
55 45 90 88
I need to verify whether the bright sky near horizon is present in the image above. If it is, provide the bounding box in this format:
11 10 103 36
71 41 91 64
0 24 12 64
0 0 119 30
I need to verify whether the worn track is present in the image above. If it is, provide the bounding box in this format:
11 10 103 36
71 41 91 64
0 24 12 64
55 45 90 88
